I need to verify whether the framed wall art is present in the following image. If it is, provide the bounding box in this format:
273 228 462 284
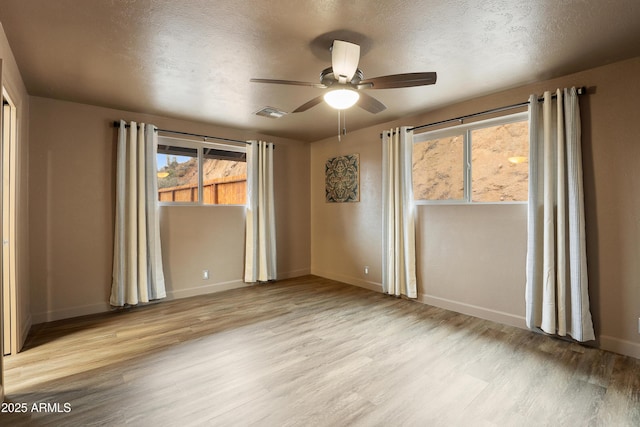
325 153 359 203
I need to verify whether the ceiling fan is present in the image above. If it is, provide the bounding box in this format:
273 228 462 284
250 40 437 114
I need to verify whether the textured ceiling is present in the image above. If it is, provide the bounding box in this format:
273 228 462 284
1 0 639 142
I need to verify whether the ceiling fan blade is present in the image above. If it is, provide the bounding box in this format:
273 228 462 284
250 78 327 89
356 92 387 114
292 95 325 113
358 72 437 89
331 40 360 84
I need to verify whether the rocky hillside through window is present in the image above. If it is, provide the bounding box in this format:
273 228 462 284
413 121 529 202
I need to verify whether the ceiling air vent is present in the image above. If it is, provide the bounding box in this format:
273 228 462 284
254 106 287 119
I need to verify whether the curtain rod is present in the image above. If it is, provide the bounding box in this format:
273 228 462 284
404 86 586 134
112 121 251 145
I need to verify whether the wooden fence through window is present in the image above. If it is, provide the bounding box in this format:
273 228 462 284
158 175 246 205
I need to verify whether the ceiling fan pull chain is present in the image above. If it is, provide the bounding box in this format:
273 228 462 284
338 110 341 142
343 110 347 137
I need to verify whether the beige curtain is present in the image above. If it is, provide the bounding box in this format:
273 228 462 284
244 140 277 282
111 120 166 306
382 127 417 298
526 88 595 342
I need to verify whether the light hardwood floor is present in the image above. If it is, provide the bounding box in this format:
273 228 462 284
1 275 639 426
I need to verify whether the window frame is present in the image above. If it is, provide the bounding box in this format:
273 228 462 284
413 112 528 205
157 135 247 207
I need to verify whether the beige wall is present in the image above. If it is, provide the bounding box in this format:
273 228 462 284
311 131 383 290
29 97 310 323
160 206 247 299
311 56 640 358
0 23 30 350
417 204 527 328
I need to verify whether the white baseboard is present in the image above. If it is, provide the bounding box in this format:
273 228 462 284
20 313 32 350
32 302 111 325
166 279 250 300
312 274 640 359
30 281 248 324
312 272 526 329
418 294 527 330
311 270 383 293
30 269 311 325
278 268 311 280
417 295 640 359
599 335 640 359
167 269 313 300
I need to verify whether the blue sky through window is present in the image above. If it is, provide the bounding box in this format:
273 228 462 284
157 154 193 169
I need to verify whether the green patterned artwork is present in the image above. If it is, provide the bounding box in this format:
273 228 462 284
325 154 359 203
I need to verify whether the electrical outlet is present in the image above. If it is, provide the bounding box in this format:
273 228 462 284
364 266 369 275
202 270 209 280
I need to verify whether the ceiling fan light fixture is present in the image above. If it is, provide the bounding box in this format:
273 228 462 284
324 89 360 110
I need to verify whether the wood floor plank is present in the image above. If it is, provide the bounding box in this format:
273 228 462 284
1 275 639 426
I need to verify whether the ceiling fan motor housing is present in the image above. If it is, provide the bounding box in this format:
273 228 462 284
331 40 361 83
320 67 365 88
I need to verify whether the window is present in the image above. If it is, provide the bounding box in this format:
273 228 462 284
413 113 528 203
157 137 247 205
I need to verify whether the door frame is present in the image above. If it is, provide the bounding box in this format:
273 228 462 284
1 87 18 358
